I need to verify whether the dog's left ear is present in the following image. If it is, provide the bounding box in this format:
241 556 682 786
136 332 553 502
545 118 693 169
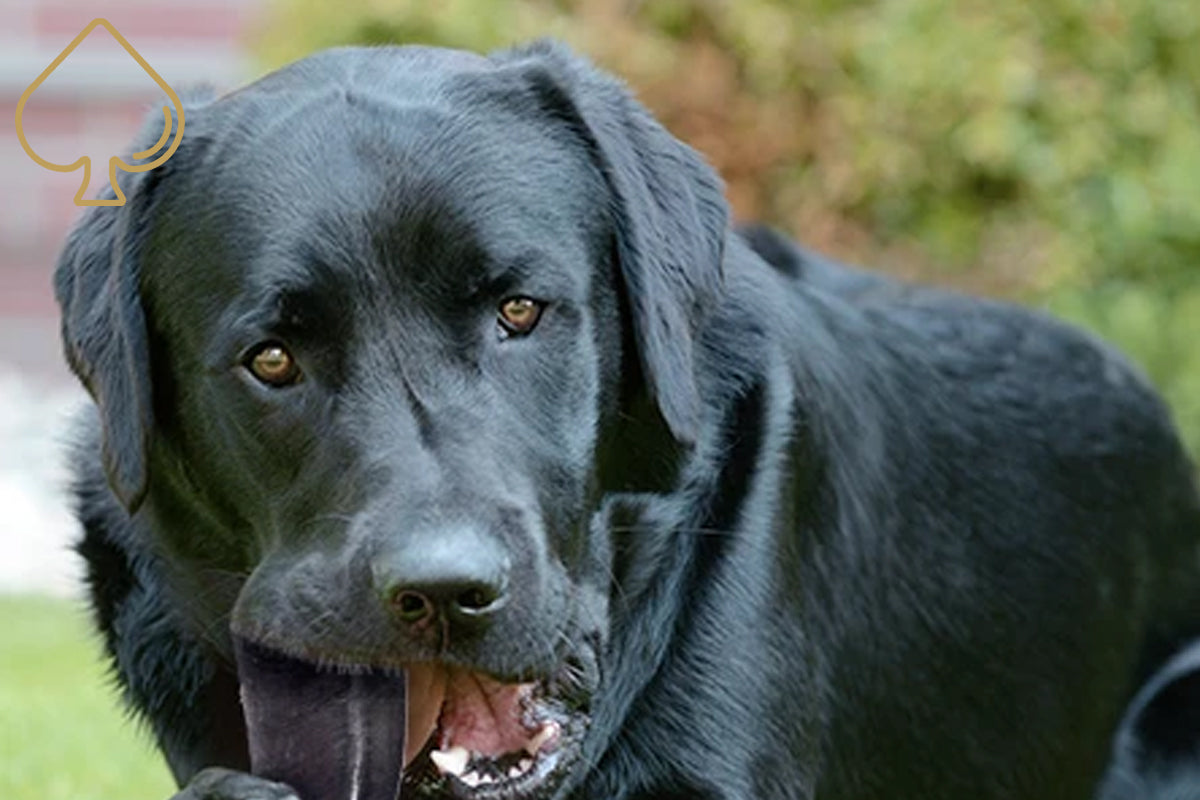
497 42 730 445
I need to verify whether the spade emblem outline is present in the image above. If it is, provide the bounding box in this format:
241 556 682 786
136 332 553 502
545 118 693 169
14 17 186 207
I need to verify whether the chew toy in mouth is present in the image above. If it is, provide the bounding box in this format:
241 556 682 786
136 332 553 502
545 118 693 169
235 638 407 800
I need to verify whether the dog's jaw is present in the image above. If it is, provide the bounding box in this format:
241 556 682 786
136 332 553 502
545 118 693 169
234 635 591 800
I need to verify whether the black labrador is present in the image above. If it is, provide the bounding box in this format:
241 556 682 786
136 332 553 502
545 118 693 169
55 41 1200 800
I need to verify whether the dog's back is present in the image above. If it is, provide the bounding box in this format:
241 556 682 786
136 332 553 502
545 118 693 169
742 223 1200 798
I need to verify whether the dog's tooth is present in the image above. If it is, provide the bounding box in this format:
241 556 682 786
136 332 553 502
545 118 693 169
461 771 481 788
479 774 496 785
524 721 560 755
430 746 470 776
518 757 534 772
509 765 523 778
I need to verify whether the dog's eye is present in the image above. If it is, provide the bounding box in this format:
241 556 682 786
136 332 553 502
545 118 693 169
245 343 302 387
497 297 544 337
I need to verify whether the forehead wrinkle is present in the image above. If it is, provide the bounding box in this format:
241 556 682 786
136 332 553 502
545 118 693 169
366 184 489 303
495 249 586 294
239 207 378 309
254 261 350 305
365 155 591 300
221 102 599 336
367 104 586 235
366 217 586 316
238 250 361 335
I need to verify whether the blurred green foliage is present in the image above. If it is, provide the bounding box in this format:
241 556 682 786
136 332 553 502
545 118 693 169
254 0 1199 459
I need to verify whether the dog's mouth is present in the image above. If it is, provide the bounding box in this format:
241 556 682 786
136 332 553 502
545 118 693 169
403 663 584 799
235 638 587 800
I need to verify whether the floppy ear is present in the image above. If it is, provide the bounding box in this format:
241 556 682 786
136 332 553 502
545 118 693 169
56 182 154 511
57 92 212 511
500 42 730 445
54 104 187 511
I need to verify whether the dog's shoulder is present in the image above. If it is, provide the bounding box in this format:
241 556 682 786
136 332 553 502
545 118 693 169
740 224 1181 460
890 280 1180 464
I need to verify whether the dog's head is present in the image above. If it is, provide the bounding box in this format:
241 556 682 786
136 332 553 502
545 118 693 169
56 42 727 798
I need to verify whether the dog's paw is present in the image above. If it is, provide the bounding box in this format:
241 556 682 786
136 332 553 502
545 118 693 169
170 767 299 800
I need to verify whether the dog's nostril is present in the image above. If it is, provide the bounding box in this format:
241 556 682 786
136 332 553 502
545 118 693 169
375 527 511 627
456 586 498 613
392 590 434 624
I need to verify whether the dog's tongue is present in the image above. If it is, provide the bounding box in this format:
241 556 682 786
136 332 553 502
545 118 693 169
235 638 408 800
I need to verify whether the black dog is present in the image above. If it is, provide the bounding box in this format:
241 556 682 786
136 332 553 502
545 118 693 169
56 41 1200 800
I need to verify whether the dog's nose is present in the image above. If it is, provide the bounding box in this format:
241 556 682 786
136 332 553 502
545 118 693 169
374 526 511 628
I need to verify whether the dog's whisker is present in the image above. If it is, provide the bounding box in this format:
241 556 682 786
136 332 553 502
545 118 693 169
294 510 358 536
608 524 740 538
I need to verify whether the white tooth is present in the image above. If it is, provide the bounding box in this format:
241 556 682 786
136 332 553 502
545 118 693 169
509 765 523 778
461 771 481 788
479 774 496 785
518 757 534 772
430 746 471 776
525 722 560 755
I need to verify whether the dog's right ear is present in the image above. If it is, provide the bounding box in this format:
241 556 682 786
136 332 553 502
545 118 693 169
54 93 206 512
55 179 154 512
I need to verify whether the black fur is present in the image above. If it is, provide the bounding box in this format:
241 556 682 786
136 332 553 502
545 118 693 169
1097 641 1200 799
57 41 1200 799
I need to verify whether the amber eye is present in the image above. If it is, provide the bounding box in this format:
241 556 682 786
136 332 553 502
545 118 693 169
246 343 301 387
497 297 544 337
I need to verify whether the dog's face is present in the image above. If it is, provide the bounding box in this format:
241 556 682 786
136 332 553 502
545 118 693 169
147 49 618 789
56 43 727 798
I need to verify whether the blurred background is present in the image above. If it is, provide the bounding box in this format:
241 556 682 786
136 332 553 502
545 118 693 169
2 0 1198 797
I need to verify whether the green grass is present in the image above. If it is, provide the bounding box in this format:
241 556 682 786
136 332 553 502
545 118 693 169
0 594 175 800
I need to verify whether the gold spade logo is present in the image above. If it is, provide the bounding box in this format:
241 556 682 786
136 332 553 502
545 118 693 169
14 18 185 207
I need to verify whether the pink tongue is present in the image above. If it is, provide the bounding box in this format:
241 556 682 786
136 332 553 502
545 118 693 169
438 670 536 756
